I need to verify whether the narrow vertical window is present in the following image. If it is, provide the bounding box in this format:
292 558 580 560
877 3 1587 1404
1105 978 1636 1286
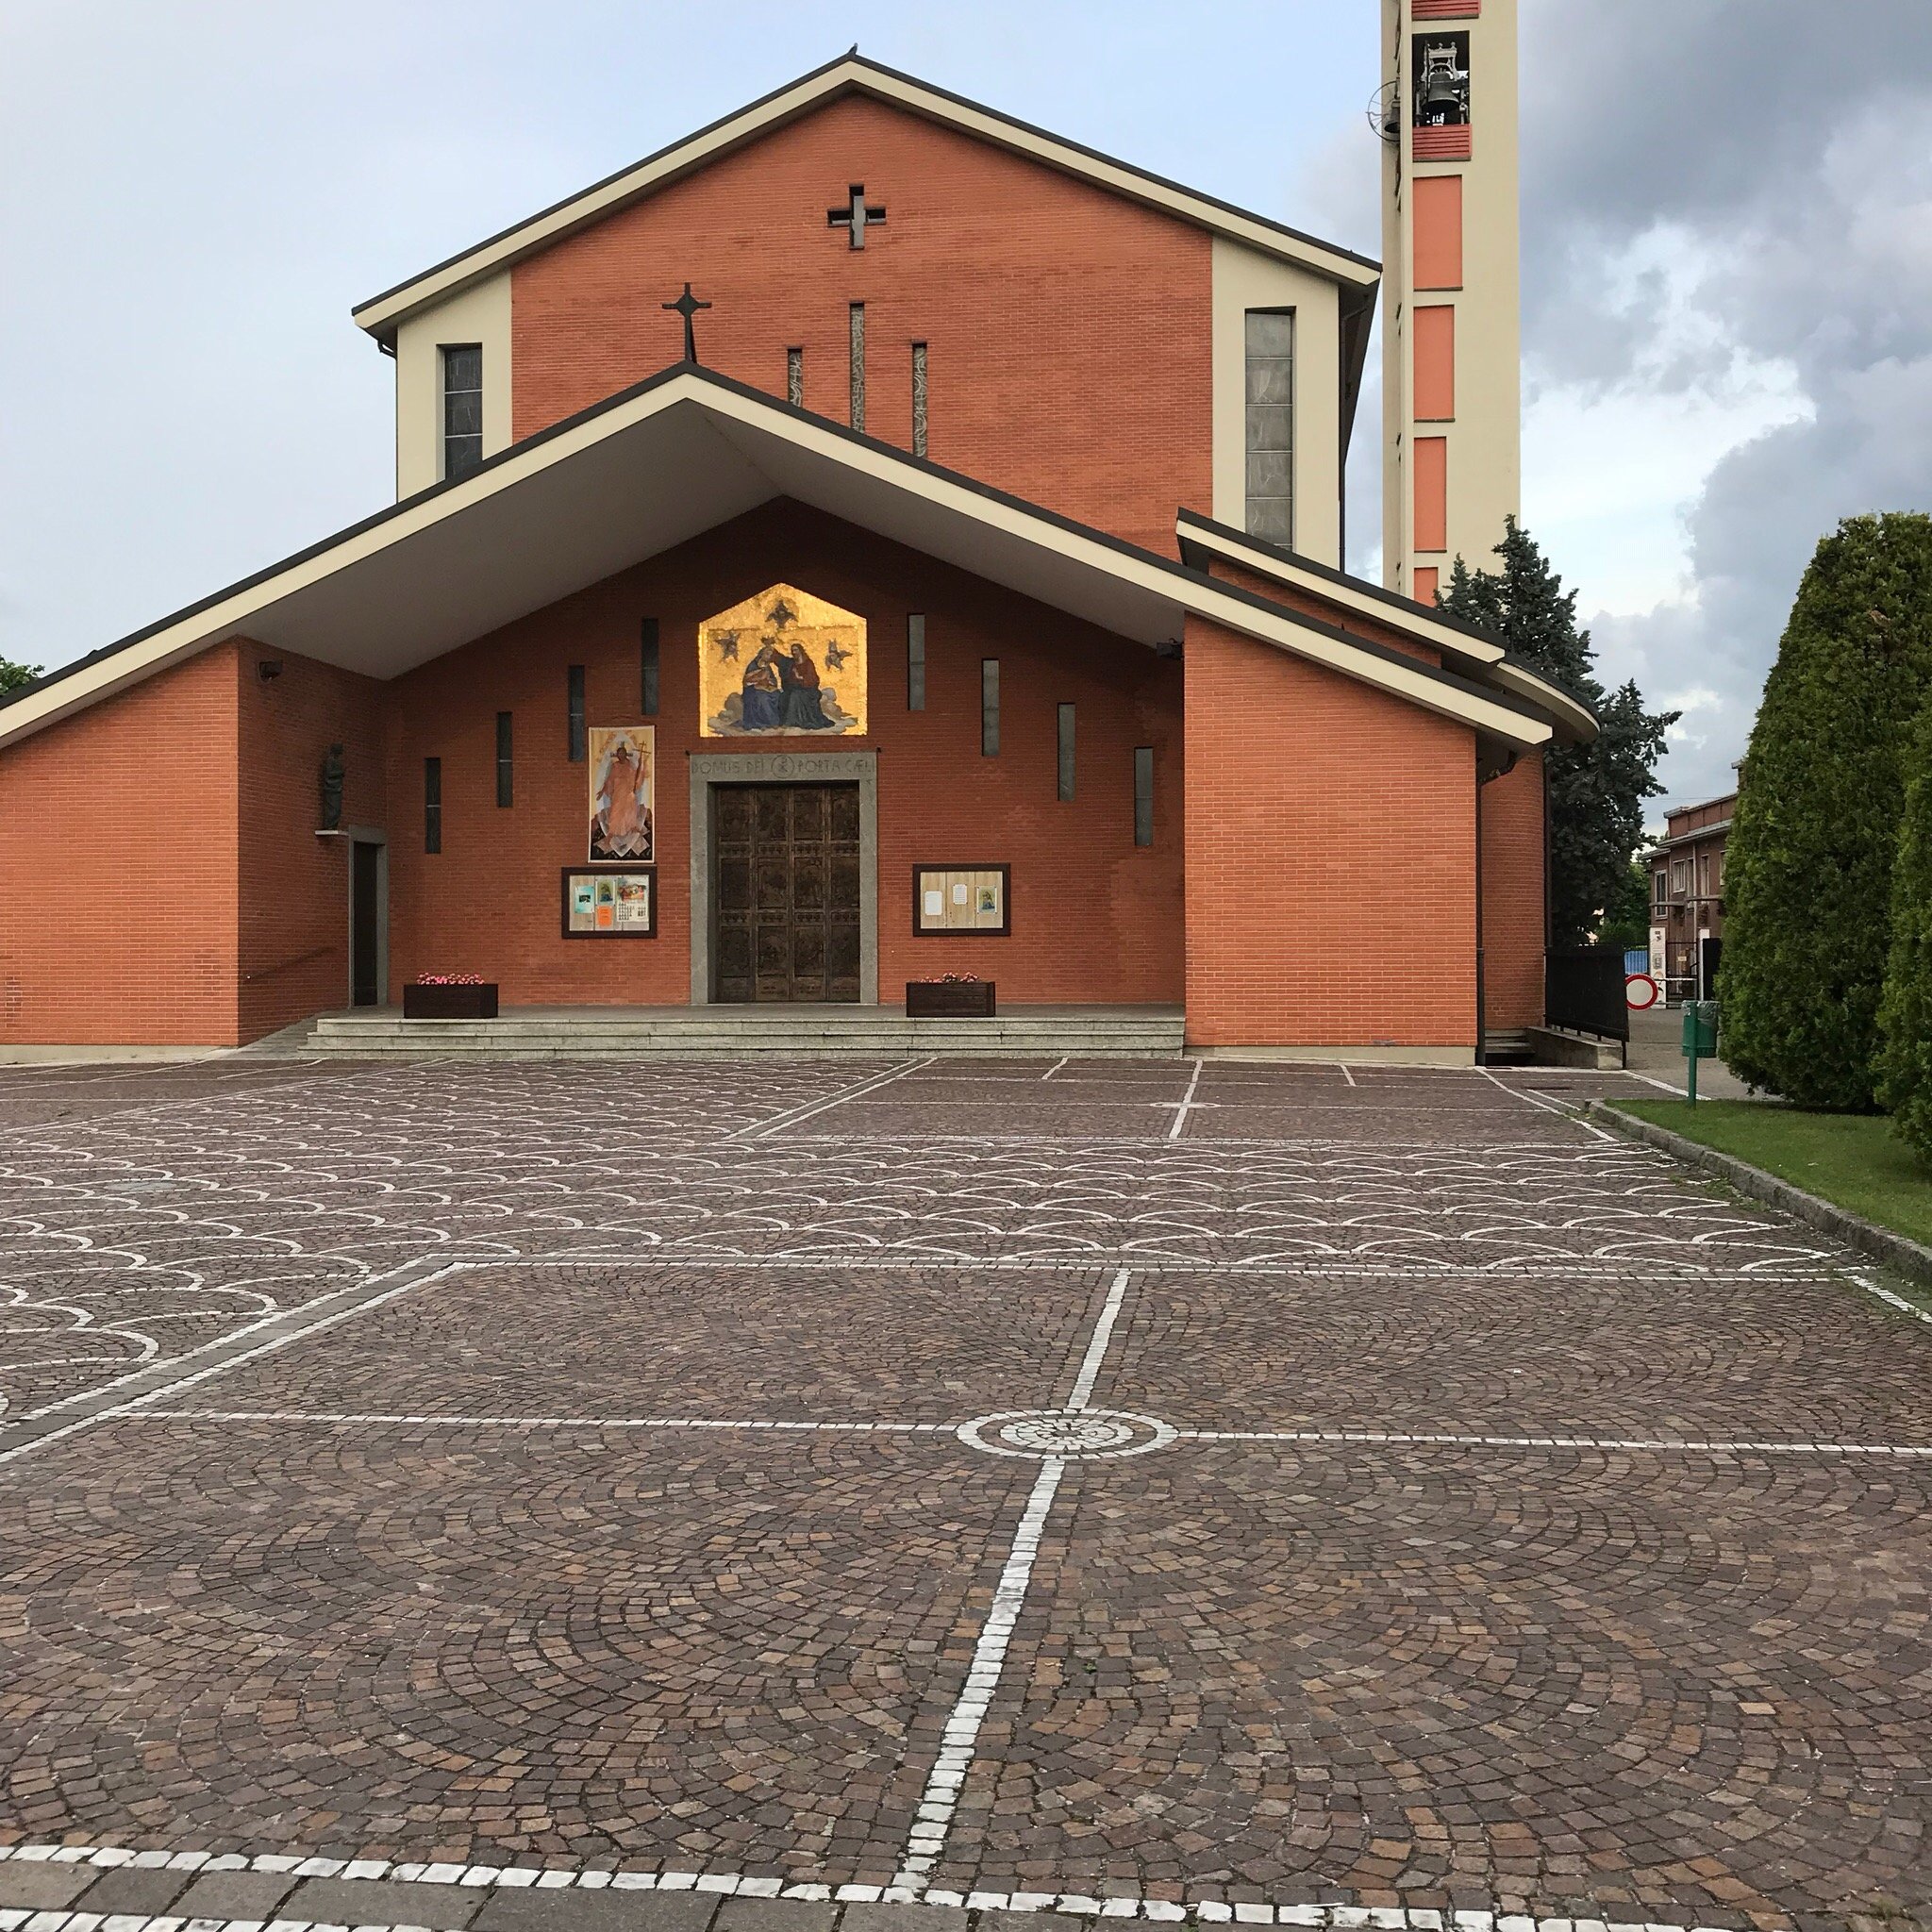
1243 310 1293 546
424 757 442 854
441 344 483 480
907 613 926 711
641 618 659 715
848 303 866 432
1134 746 1155 847
567 666 586 762
1057 703 1075 802
787 347 804 408
911 341 928 457
981 658 999 757
495 711 513 808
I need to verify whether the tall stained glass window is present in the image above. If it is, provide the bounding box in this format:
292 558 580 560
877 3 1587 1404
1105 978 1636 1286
441 344 483 480
1244 311 1293 546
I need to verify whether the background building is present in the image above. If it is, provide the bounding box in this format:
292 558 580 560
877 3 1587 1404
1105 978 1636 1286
1648 785 1736 1003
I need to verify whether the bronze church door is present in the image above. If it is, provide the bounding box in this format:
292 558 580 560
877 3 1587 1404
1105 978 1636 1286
713 783 861 1002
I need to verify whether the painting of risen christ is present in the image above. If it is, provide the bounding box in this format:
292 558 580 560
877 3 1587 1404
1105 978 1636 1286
589 725 655 862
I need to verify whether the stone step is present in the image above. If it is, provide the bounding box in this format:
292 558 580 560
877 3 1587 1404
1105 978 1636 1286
300 1008 1185 1058
306 1041 1181 1058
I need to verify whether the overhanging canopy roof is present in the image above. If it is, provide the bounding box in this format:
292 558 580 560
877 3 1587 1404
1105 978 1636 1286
351 53 1380 349
0 365 1558 757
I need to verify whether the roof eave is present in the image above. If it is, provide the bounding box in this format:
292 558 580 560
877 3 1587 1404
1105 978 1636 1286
2 363 1547 758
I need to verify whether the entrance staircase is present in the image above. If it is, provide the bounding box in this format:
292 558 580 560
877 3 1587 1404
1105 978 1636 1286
296 1004 1186 1059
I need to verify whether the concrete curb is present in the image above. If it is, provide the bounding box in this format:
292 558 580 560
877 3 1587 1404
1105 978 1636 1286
1585 1100 1932 1289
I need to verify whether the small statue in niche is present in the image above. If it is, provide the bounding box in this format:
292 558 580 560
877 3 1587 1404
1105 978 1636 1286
320 743 345 829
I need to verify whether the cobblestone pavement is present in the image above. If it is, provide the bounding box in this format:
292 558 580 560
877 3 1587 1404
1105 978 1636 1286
1 1057 1928 1932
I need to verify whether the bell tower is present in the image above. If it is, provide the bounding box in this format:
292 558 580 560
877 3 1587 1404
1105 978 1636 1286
1379 0 1520 603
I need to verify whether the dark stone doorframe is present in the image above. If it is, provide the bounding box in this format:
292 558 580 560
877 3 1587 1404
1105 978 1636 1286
688 751 878 1006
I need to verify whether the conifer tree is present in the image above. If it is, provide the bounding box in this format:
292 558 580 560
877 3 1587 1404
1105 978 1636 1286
1437 518 1677 946
1878 699 1932 1158
1722 513 1932 1108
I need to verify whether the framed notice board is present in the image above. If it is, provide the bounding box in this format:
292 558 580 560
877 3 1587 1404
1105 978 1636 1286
562 866 658 938
912 864 1010 937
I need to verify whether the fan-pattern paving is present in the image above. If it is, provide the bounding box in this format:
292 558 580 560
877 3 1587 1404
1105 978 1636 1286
0 1055 1926 1932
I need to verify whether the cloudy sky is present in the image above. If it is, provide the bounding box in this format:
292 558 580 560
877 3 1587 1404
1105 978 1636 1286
4 1 1927 812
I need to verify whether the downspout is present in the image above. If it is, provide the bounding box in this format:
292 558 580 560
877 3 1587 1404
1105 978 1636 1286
1474 753 1487 1066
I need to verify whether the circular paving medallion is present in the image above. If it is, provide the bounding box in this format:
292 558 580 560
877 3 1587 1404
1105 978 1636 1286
957 1407 1175 1459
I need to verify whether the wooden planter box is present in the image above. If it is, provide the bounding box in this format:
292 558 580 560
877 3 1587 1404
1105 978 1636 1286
907 979 995 1019
403 981 499 1020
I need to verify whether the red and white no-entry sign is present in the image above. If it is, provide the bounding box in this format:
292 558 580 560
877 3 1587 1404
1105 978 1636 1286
1625 974 1660 1010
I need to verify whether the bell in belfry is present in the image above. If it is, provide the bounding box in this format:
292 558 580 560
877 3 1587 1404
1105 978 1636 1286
1415 37 1470 125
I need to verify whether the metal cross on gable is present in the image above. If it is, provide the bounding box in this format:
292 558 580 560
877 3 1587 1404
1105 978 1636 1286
827 183 886 249
662 281 711 361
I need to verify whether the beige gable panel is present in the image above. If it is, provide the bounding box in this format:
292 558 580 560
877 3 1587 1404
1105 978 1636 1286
1209 237 1342 566
394 272 513 498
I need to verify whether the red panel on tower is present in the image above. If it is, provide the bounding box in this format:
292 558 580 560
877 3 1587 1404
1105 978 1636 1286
1412 125 1473 161
1413 306 1457 420
1414 439 1449 554
1412 175 1464 290
1412 0 1479 17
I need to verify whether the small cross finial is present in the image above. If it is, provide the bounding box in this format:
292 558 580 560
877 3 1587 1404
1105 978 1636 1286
827 183 886 250
662 281 711 361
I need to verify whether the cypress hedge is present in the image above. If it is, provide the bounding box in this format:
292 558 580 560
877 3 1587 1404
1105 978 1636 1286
1721 513 1932 1108
1878 699 1932 1158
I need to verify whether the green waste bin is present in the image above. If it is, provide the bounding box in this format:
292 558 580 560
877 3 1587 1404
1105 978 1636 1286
1682 1000 1719 1101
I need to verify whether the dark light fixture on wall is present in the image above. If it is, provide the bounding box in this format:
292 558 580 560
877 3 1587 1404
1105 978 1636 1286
258 659 284 681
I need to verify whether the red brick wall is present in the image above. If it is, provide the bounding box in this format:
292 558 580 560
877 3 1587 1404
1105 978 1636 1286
385 498 1185 1007
236 643 390 1041
1480 751 1545 1032
1182 613 1477 1048
0 648 242 1046
510 94 1212 557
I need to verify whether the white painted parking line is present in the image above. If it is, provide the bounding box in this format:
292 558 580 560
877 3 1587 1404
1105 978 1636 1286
127 1410 954 1431
734 1057 937 1140
1181 1426 1932 1457
1849 1271 1932 1326
0 1255 469 1468
0 1835 1832 1929
1477 1064 1615 1140
1066 1268 1131 1411
1167 1059 1205 1141
893 1453 1064 1886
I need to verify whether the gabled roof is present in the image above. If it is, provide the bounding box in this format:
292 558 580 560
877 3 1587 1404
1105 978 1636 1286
0 362 1555 758
350 52 1381 347
1175 509 1599 745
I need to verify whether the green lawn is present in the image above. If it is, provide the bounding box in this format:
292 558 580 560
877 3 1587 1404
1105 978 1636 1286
1613 1098 1932 1249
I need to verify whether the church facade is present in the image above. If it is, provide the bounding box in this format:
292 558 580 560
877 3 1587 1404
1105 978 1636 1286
0 12 1586 1058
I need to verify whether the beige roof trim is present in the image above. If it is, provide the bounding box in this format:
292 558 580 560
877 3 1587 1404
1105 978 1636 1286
1481 660 1599 743
1175 513 1504 664
1 368 1548 757
351 56 1378 342
1175 512 1596 743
